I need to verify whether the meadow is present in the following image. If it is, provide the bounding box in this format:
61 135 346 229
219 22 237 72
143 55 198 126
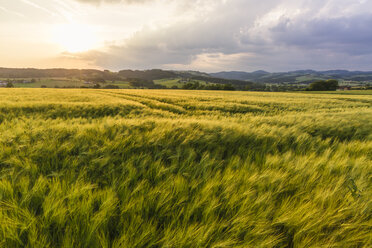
1 78 86 89
3 77 204 89
0 89 371 247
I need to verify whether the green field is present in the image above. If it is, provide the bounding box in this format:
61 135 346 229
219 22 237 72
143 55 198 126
1 78 133 89
0 89 371 247
154 78 207 88
2 78 85 88
154 78 182 87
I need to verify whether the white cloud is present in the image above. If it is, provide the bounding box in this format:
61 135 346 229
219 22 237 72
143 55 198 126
21 0 58 16
74 0 154 5
0 5 25 18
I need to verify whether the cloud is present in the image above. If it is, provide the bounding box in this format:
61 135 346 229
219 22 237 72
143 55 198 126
68 0 372 71
74 0 153 4
0 5 25 18
269 15 372 55
21 0 57 16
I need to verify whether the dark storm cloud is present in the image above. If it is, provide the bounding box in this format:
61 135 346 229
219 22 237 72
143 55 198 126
268 14 372 55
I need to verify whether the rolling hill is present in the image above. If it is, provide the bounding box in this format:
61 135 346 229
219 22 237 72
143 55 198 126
210 70 372 83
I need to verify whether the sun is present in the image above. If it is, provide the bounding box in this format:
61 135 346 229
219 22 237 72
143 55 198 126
53 23 98 53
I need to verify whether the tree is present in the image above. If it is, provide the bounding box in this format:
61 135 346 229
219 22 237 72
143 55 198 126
6 82 14 88
222 84 235 91
128 79 164 89
182 81 200 89
103 84 120 89
324 79 339 91
307 79 339 91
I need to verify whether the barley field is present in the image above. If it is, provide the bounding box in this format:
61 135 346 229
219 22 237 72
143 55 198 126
0 89 371 248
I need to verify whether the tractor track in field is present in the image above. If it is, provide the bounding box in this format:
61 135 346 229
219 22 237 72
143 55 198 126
96 90 272 115
95 90 187 115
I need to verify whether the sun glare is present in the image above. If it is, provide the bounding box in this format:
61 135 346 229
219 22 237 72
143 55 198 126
53 23 98 53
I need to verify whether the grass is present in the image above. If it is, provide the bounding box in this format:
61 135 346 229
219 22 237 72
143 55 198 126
301 90 372 95
154 78 182 88
155 78 208 88
0 89 371 247
110 81 131 89
7 78 84 88
3 78 133 89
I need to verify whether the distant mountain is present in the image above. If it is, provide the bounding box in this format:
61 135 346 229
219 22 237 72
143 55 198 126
118 69 212 81
118 69 178 80
0 67 106 79
210 70 372 83
210 71 270 81
173 70 211 78
0 67 210 82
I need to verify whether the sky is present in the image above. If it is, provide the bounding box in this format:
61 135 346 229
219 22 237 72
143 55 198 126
1 0 372 72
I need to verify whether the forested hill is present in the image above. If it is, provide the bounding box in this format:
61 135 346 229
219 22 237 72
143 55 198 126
210 70 372 83
2 67 372 84
0 68 257 89
0 68 208 80
0 68 105 79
